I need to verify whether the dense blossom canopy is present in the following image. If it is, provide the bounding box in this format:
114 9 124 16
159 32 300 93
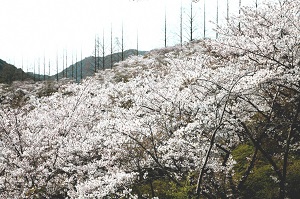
1 0 300 198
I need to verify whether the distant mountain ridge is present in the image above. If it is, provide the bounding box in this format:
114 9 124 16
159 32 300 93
0 49 147 84
52 49 147 82
0 59 33 84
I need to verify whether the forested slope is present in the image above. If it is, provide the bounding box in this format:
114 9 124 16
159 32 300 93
0 59 32 84
0 1 300 198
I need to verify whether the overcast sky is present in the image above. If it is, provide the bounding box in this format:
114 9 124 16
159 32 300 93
0 0 257 75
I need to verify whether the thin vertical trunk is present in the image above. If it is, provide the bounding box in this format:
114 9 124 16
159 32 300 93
75 52 78 82
95 36 97 73
72 53 74 79
164 4 167 47
216 0 219 39
150 180 155 198
180 0 183 47
280 98 300 199
33 60 36 82
190 2 193 41
48 60 50 80
227 0 229 21
111 23 113 69
65 50 68 78
97 37 100 70
102 28 105 70
203 0 206 38
56 55 59 81
239 0 241 32
136 29 139 56
122 22 124 61
43 55 46 81
38 58 40 81
62 50 65 78
81 49 83 81
21 57 23 81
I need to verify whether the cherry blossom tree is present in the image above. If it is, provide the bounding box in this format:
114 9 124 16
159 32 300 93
0 0 299 198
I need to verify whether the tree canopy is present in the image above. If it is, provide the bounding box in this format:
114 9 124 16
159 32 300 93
0 0 300 198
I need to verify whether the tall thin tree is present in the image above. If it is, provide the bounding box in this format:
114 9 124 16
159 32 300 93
111 23 113 69
48 59 51 80
227 0 229 21
203 0 206 38
136 29 139 56
121 22 124 61
102 28 105 70
190 1 193 41
81 48 83 81
65 50 68 78
33 60 36 82
216 0 219 39
21 57 23 81
56 54 59 81
97 37 100 70
180 0 183 47
43 55 46 81
164 4 167 47
95 35 97 73
239 0 241 31
72 53 74 79
75 52 78 82
38 58 40 81
62 50 65 78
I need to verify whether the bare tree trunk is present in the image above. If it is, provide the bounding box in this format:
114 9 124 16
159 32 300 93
180 0 183 46
97 37 100 70
280 97 300 199
65 50 68 78
56 55 58 81
102 29 105 70
48 60 50 80
239 0 241 32
164 4 167 47
95 35 97 73
136 29 139 56
111 24 113 69
33 60 36 82
203 0 206 38
62 50 65 78
72 53 74 79
43 56 46 81
75 52 78 82
122 22 124 61
38 58 40 81
21 57 23 81
216 0 219 39
227 0 229 21
190 2 193 41
81 48 83 81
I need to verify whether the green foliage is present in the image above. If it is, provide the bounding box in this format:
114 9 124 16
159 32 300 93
286 159 300 199
231 143 255 181
232 143 279 198
232 143 300 199
241 165 278 199
132 175 197 199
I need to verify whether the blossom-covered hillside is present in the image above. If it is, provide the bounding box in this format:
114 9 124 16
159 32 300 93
1 0 300 198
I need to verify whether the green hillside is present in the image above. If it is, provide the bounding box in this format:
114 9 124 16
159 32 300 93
52 49 147 82
0 59 33 84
